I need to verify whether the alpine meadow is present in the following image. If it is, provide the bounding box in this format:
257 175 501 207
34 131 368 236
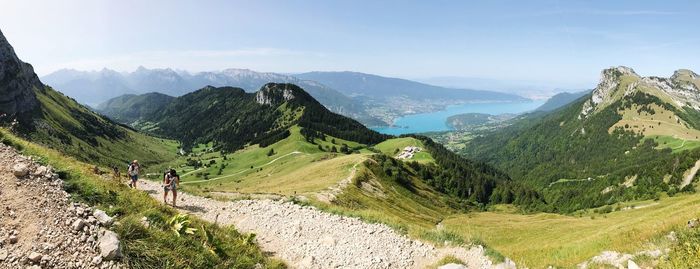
1 1 700 269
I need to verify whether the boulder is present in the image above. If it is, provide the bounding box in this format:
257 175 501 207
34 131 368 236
688 218 699 228
72 219 86 231
99 230 121 260
33 165 48 176
12 163 29 177
438 264 468 269
27 252 42 263
93 209 113 226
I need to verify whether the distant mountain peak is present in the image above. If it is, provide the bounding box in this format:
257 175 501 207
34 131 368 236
580 66 700 118
672 69 699 81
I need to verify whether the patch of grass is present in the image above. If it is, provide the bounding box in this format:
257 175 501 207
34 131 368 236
419 229 466 246
647 135 700 153
659 226 700 268
0 129 285 269
470 238 506 263
428 255 465 269
309 163 457 240
374 137 435 163
441 193 700 268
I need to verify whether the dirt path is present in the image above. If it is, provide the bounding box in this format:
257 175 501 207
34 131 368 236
138 179 510 268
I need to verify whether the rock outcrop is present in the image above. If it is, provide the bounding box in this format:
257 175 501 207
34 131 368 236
0 29 40 123
255 83 298 105
580 66 700 118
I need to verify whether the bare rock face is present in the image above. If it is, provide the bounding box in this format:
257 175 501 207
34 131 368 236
580 66 700 118
0 29 41 122
255 83 297 105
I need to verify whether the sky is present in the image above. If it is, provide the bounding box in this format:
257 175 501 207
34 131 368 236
1 0 699 90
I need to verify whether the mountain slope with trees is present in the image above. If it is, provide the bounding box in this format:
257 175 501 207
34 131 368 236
134 83 391 152
534 90 590 112
463 66 700 212
95 92 175 123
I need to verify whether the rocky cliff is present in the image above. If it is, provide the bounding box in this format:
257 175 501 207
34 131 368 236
580 66 700 118
0 29 40 123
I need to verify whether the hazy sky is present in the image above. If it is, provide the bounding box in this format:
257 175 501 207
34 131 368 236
1 0 698 89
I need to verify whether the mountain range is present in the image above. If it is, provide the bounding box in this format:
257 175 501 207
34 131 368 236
43 68 528 127
4 24 700 268
1 28 535 210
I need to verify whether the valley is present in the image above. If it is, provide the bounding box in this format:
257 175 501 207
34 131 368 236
2 3 700 267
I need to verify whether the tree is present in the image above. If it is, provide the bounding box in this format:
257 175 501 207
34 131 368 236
267 148 275 156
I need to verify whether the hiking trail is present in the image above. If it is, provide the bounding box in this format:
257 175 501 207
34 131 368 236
138 179 513 269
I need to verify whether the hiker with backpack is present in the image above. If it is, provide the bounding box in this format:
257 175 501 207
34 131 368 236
127 160 140 189
163 169 180 207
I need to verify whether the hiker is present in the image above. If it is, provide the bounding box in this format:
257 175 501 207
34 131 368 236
127 160 140 189
163 169 180 207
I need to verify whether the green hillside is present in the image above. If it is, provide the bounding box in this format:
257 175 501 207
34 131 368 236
131 83 389 152
462 67 700 213
28 87 178 167
95 92 175 123
0 29 177 168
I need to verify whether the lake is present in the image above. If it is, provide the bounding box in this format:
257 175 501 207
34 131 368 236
371 100 545 135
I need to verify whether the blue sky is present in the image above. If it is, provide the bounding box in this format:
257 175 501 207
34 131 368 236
1 0 698 90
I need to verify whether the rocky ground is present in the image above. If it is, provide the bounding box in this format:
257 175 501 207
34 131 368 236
0 144 121 269
139 179 514 269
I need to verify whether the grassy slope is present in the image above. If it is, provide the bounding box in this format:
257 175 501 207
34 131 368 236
647 135 700 152
0 128 284 269
32 87 179 168
441 193 700 268
150 126 371 196
312 160 457 239
374 137 435 163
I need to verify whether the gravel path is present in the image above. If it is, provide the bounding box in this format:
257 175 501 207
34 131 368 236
138 179 510 269
0 144 122 269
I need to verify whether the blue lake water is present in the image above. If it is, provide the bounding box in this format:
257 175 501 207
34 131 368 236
372 100 545 135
